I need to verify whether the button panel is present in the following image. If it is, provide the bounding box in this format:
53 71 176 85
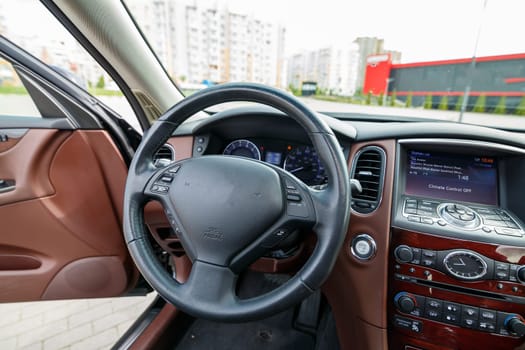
402 198 524 237
394 292 522 337
393 244 525 284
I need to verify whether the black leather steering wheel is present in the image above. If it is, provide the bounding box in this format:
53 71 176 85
123 83 350 321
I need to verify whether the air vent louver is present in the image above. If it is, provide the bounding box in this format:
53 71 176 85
351 147 385 213
153 144 175 167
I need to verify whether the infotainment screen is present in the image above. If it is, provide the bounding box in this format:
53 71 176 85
405 150 498 205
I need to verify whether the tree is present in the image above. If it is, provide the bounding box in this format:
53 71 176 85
438 95 449 110
405 92 413 108
494 96 506 114
473 94 486 113
96 75 105 89
365 91 372 105
390 89 397 107
378 93 384 106
515 96 525 116
423 94 433 109
455 95 464 111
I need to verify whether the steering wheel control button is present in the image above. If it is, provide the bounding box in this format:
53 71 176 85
286 194 302 202
261 229 289 248
151 184 169 193
160 175 174 183
168 165 181 173
351 234 376 261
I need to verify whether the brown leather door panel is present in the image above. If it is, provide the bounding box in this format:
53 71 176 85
0 129 135 302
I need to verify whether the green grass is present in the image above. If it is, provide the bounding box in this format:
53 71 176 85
87 88 123 96
312 94 354 104
0 85 29 94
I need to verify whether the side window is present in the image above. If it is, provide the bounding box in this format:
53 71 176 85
0 58 41 117
0 0 139 130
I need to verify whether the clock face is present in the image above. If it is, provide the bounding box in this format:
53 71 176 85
443 251 488 280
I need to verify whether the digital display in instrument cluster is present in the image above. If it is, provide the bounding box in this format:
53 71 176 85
264 151 282 165
405 150 498 205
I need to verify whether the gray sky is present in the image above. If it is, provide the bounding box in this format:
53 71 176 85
3 0 525 63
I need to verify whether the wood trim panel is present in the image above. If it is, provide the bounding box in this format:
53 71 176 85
322 139 396 350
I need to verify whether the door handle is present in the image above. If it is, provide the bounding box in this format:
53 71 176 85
0 179 15 193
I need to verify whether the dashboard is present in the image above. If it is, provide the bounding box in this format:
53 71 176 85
164 106 525 350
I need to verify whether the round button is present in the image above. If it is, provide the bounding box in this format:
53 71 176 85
394 245 414 263
355 240 371 256
516 266 525 283
351 234 376 261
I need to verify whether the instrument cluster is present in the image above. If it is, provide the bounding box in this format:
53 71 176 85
222 138 327 186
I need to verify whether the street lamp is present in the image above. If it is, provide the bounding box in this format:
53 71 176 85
384 78 394 106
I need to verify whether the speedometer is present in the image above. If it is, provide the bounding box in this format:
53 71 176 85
223 139 261 160
284 145 326 185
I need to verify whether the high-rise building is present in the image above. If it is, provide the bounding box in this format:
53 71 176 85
353 37 384 91
287 43 360 96
127 0 286 87
0 3 6 36
385 50 402 64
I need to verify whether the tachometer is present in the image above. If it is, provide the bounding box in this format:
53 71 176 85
284 145 326 185
223 139 261 160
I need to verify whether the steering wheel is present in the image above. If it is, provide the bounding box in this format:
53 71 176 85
123 83 350 322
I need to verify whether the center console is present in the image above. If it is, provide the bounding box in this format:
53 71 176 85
389 139 525 350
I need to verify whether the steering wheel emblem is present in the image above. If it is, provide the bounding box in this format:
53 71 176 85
202 227 224 241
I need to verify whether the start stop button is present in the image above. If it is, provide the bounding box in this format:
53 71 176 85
351 234 377 260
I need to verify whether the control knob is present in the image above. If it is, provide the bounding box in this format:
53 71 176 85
394 292 417 314
394 245 413 263
505 315 525 337
516 266 525 284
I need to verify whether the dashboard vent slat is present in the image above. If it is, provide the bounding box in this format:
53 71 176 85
350 146 386 213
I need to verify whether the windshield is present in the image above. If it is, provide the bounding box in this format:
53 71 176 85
122 0 525 128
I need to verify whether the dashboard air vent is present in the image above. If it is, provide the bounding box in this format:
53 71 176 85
153 144 175 167
350 146 386 213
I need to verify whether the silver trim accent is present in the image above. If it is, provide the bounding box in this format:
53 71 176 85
350 146 386 213
443 250 488 280
223 139 261 160
437 203 482 230
350 234 377 261
0 129 28 139
153 143 176 167
155 143 175 161
399 138 525 155
0 185 15 194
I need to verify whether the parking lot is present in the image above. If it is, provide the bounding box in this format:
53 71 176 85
0 293 156 350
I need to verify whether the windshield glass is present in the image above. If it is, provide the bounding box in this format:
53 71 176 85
123 0 525 128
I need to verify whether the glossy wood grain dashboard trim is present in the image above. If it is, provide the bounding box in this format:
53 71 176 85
322 139 396 350
389 228 525 349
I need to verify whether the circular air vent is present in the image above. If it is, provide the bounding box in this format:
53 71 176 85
153 144 175 168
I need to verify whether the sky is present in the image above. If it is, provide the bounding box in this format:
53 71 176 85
224 0 525 62
3 0 525 63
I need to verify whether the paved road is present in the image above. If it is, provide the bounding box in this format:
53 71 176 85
2 94 525 131
0 293 156 350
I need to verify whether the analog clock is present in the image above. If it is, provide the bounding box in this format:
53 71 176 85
443 251 488 280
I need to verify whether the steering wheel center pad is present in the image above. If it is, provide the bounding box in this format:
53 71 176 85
167 156 283 266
